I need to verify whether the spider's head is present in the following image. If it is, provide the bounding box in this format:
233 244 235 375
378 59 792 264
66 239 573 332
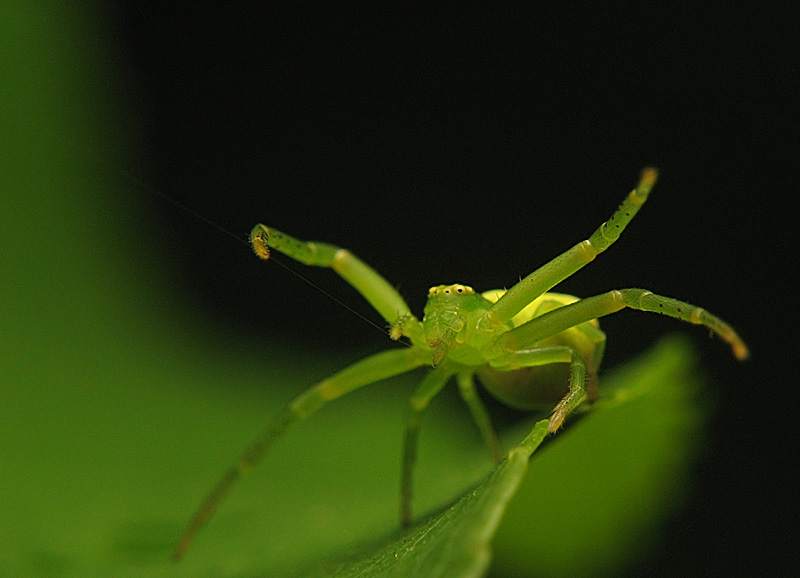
422 284 486 366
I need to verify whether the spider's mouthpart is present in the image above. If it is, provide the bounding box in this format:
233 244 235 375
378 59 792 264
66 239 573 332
424 312 466 366
429 332 452 367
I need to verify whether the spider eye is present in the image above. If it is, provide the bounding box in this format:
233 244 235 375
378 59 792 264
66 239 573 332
427 284 474 298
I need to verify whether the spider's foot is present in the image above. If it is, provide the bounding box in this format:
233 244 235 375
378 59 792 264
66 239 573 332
547 411 566 434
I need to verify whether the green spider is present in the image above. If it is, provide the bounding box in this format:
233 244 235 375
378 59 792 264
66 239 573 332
173 168 748 560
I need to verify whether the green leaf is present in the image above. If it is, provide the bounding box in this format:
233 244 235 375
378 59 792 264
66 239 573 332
305 421 549 578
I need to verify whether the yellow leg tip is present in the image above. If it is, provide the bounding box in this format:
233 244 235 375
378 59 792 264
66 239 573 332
251 230 271 260
732 340 750 361
639 167 659 189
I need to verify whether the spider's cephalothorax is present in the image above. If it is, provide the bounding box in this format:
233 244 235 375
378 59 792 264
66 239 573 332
174 169 749 560
422 284 496 367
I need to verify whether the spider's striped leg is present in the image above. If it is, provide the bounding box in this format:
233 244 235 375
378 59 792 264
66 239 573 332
481 168 658 330
498 289 749 361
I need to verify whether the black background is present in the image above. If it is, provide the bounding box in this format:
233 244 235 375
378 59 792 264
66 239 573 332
109 4 792 576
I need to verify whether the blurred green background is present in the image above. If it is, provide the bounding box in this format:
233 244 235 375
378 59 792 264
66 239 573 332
2 3 791 577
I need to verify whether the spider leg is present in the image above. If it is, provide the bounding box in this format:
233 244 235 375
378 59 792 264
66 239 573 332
174 347 427 561
401 365 454 528
456 373 503 463
530 297 607 397
480 168 658 330
250 224 423 342
497 289 749 360
570 321 605 400
489 346 588 433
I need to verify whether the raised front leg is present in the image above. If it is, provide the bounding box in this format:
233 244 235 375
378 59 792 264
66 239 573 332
479 168 658 330
251 224 422 341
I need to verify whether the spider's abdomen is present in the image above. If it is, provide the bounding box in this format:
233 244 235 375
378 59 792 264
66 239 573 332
476 290 605 409
477 363 573 408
